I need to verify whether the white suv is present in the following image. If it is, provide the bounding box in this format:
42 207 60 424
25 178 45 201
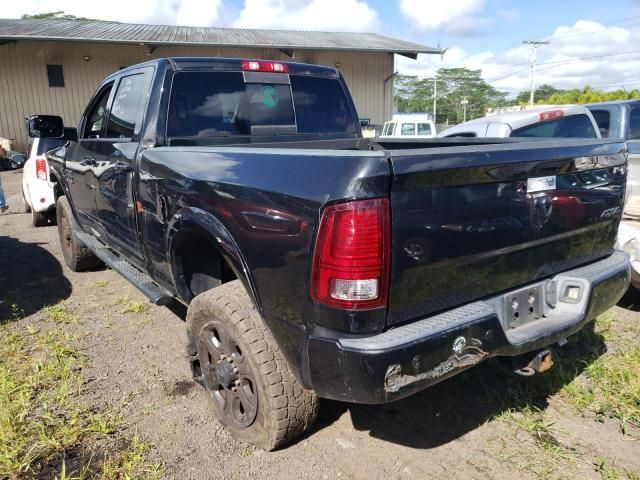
22 136 68 226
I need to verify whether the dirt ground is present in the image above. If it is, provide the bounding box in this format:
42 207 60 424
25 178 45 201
1 168 639 479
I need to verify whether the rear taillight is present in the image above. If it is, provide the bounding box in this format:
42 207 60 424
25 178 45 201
35 158 47 181
311 198 390 310
241 60 289 73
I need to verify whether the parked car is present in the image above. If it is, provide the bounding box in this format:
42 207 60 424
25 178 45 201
22 131 74 226
379 113 436 138
587 100 640 288
1 150 26 170
30 57 630 451
437 105 600 138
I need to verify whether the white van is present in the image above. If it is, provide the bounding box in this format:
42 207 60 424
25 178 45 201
379 114 436 139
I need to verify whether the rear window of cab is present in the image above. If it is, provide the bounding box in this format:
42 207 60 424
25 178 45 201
511 114 597 138
167 71 357 137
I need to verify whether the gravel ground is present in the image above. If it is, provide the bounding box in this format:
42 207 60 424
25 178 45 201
1 168 638 479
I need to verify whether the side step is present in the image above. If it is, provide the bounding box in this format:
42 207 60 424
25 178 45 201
75 231 173 306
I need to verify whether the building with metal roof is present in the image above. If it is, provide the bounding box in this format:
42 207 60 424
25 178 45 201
0 18 438 150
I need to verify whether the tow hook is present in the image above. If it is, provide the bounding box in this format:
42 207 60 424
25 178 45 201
515 349 554 376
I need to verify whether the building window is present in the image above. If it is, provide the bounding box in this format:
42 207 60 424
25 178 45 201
46 65 65 87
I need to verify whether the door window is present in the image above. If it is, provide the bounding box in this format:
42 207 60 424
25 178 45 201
106 73 151 139
83 85 113 138
417 123 432 136
401 123 416 135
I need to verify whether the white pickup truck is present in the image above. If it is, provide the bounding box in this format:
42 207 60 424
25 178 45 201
437 105 600 139
379 114 436 139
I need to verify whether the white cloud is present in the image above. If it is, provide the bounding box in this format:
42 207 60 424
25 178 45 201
399 0 488 35
398 20 640 95
232 0 379 32
3 0 222 26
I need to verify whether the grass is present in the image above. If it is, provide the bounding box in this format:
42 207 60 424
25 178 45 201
0 327 161 478
593 456 640 480
120 299 149 315
490 313 640 478
93 280 109 289
45 302 77 324
557 315 640 429
495 406 576 479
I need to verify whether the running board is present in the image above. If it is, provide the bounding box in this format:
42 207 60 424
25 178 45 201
75 231 173 306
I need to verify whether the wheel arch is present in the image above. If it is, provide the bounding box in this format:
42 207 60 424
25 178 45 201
167 207 261 312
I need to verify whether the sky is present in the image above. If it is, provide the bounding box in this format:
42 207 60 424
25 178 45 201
4 0 640 95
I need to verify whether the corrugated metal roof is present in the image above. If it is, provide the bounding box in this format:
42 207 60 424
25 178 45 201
0 18 439 57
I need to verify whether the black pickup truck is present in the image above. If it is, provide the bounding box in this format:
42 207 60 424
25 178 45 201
29 57 630 450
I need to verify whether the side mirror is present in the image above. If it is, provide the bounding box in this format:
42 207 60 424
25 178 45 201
27 115 64 138
63 127 78 142
360 118 371 127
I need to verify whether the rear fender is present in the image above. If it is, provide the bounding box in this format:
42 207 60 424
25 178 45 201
166 207 260 311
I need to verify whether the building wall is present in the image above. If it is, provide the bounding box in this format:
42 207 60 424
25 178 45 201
0 40 394 151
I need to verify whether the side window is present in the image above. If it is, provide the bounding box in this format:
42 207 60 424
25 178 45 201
401 123 416 135
106 73 151 139
590 109 611 137
417 123 432 136
630 107 640 140
83 85 113 138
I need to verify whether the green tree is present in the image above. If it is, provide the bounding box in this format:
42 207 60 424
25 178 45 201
516 84 562 104
21 11 109 21
394 68 508 124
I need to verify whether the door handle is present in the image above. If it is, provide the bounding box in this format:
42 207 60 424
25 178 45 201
114 161 133 173
82 156 96 166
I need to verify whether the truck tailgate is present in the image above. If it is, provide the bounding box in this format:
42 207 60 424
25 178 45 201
387 139 627 326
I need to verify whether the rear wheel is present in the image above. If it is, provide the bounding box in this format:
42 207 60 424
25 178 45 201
56 196 101 271
187 280 319 450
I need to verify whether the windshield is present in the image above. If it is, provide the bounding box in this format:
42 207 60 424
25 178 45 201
167 71 358 138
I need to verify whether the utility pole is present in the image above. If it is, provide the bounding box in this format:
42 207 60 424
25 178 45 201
461 97 469 122
523 40 549 107
432 77 437 124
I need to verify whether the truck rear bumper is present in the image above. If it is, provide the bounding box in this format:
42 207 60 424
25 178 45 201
308 251 630 404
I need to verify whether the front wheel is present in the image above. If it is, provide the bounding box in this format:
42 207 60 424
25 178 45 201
56 196 101 271
187 280 319 450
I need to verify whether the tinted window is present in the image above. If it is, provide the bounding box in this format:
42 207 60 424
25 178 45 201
167 72 356 137
168 72 294 137
590 109 611 137
106 73 150 138
83 86 113 138
290 75 356 134
401 123 415 135
36 138 67 156
630 107 640 140
417 123 432 136
511 114 597 138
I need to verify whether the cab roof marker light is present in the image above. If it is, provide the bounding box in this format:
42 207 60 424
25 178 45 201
241 60 289 73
